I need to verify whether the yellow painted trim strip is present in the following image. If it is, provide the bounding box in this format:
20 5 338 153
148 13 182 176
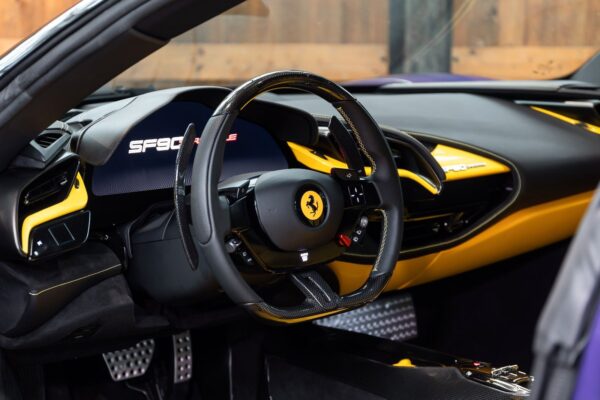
329 191 593 295
532 106 600 135
21 173 88 255
288 141 355 172
396 169 439 194
29 264 121 295
287 141 510 195
287 142 440 195
253 308 344 324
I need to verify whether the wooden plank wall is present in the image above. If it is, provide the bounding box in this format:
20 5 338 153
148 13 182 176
0 0 75 55
117 0 390 86
0 0 598 84
452 0 600 79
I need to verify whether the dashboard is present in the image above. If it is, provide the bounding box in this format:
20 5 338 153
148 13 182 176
2 84 598 265
0 84 598 343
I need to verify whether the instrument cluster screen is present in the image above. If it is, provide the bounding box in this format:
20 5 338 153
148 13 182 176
92 101 288 196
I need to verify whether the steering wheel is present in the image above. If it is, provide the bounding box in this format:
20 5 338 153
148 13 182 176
185 71 403 322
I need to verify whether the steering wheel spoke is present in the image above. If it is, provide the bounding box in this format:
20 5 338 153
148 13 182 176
290 270 340 311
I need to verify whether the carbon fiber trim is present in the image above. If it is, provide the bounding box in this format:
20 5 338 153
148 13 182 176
214 70 354 116
174 123 199 270
249 274 391 321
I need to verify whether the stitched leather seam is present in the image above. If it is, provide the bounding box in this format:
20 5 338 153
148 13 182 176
336 106 377 174
373 209 388 273
335 106 389 273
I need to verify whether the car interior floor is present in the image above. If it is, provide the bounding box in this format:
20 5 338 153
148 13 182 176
6 240 566 400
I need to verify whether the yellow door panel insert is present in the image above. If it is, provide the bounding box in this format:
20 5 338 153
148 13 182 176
330 191 593 295
21 173 88 255
532 106 600 135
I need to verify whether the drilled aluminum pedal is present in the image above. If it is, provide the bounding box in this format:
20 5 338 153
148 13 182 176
314 293 418 341
173 331 193 384
103 339 155 382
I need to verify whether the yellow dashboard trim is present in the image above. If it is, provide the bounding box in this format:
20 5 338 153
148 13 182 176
532 106 600 135
329 190 593 295
288 142 440 195
431 144 511 180
287 141 510 195
21 173 88 255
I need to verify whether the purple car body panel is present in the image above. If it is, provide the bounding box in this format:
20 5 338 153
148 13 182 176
343 73 491 87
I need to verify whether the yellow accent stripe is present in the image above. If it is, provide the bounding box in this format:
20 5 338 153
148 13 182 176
288 142 440 195
287 142 510 195
253 308 344 324
532 106 600 135
29 264 121 296
330 191 593 295
21 173 88 255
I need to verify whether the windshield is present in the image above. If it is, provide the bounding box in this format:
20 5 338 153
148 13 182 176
3 0 600 88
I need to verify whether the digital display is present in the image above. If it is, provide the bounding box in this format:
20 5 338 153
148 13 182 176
92 102 288 196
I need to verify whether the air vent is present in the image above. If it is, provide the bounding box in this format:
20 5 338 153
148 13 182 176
35 132 64 148
19 158 79 217
23 171 70 206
